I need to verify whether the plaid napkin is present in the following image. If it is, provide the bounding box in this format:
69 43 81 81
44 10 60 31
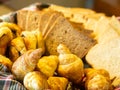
0 64 26 90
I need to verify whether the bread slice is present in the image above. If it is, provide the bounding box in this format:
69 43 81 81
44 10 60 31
25 10 42 31
17 10 29 31
48 4 72 18
109 16 120 35
17 9 62 36
86 37 120 79
84 16 120 44
43 11 62 37
39 11 55 34
45 15 96 58
70 22 93 37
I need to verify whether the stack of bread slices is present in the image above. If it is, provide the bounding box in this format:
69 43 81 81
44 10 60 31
45 4 120 87
85 16 120 86
17 8 96 59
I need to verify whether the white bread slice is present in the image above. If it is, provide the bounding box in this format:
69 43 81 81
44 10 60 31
85 16 110 39
84 16 120 44
86 37 120 79
48 4 106 24
95 16 119 43
48 4 96 19
48 4 72 18
109 16 120 35
97 26 119 44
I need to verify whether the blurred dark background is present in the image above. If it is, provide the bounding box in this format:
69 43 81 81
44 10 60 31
0 0 120 16
94 0 120 16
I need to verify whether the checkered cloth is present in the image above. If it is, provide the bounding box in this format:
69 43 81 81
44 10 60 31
0 64 26 90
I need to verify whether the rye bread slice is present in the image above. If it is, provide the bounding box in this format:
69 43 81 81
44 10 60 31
17 10 28 31
45 15 96 58
70 22 94 37
25 10 42 31
39 11 55 34
43 12 62 37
